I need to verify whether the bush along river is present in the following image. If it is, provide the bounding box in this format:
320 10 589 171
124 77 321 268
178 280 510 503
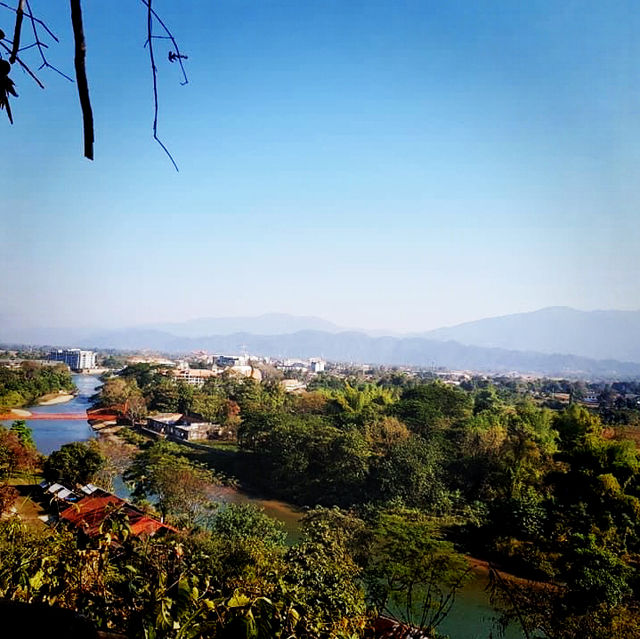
1 373 98 455
3 374 521 639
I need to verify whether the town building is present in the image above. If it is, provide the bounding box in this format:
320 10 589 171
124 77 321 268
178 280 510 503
227 364 262 381
171 366 218 386
281 379 307 393
127 356 176 367
54 483 176 538
48 349 97 371
310 358 326 373
217 354 248 368
145 413 220 441
280 360 309 374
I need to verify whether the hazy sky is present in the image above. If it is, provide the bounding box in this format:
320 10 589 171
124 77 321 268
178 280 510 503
2 1 639 332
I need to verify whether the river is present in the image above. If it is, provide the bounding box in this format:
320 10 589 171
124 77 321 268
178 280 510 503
3 374 522 638
1 373 98 454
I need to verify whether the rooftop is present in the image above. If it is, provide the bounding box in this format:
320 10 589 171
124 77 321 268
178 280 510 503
59 490 177 538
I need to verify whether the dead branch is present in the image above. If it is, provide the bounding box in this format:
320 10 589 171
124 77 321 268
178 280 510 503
0 39 44 88
8 0 24 63
69 0 93 160
145 0 179 171
1 0 186 166
25 0 73 81
140 0 188 85
0 1 58 42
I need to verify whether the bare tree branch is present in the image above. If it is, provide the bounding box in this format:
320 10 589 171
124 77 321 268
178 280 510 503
2 0 186 165
0 39 44 88
0 1 59 42
139 0 188 86
8 0 25 63
145 0 179 171
25 0 73 82
69 0 93 160
17 41 47 52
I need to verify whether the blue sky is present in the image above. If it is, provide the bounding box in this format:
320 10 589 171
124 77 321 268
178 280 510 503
1 1 639 332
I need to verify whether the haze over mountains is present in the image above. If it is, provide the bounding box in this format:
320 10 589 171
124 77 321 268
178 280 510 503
142 313 346 337
420 307 640 363
2 308 640 377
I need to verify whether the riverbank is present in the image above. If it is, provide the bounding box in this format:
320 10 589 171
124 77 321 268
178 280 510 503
0 408 32 418
38 392 75 406
91 422 125 444
1 374 99 455
0 391 76 420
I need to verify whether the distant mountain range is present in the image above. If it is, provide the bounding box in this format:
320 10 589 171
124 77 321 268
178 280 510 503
70 328 640 378
2 307 640 377
141 313 346 337
421 307 640 363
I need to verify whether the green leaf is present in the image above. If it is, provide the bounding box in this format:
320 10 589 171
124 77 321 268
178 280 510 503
228 593 252 608
28 570 44 590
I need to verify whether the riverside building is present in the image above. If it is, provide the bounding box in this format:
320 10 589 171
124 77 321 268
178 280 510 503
48 348 97 371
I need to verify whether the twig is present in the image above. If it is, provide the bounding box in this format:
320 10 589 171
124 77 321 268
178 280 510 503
145 0 178 171
25 1 73 82
69 0 93 160
0 1 58 42
0 40 43 88
9 0 25 63
140 0 188 86
17 41 47 52
488 565 534 639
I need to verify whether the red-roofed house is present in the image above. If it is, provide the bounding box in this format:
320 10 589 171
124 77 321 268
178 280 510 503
59 489 177 538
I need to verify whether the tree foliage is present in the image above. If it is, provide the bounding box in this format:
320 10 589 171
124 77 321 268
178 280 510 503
43 441 104 487
124 441 223 527
0 362 73 410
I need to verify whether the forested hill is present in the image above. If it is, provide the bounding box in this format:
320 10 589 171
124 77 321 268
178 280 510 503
80 329 640 377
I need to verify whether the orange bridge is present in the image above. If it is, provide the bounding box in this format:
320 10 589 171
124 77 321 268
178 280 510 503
0 411 119 421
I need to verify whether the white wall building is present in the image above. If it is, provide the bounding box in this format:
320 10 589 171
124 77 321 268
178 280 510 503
49 349 97 371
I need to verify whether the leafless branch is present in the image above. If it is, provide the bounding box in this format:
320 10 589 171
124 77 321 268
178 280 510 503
2 0 186 166
0 39 44 88
69 0 94 160
145 0 179 171
139 0 188 86
16 41 45 52
25 1 73 82
9 0 25 63
0 1 58 42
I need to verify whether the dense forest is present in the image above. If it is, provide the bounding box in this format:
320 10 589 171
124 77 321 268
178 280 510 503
1 362 640 637
0 362 74 410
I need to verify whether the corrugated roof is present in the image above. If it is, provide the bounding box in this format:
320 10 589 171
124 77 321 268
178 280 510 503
60 492 177 538
148 413 183 424
80 483 98 494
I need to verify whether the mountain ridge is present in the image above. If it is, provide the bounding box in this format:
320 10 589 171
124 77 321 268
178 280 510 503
3 307 640 377
70 327 640 378
421 306 640 362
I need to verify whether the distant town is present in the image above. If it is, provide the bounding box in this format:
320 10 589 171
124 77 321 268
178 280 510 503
1 345 639 416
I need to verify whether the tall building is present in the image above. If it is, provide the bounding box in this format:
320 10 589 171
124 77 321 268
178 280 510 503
49 349 97 371
310 359 325 373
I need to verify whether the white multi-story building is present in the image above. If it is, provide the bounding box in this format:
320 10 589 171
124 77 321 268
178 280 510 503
310 358 325 373
49 349 97 371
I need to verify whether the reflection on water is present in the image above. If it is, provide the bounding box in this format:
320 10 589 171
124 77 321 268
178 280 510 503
438 570 520 639
210 485 304 543
1 374 100 455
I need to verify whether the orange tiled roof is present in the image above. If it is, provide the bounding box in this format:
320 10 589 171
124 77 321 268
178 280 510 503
59 493 177 538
